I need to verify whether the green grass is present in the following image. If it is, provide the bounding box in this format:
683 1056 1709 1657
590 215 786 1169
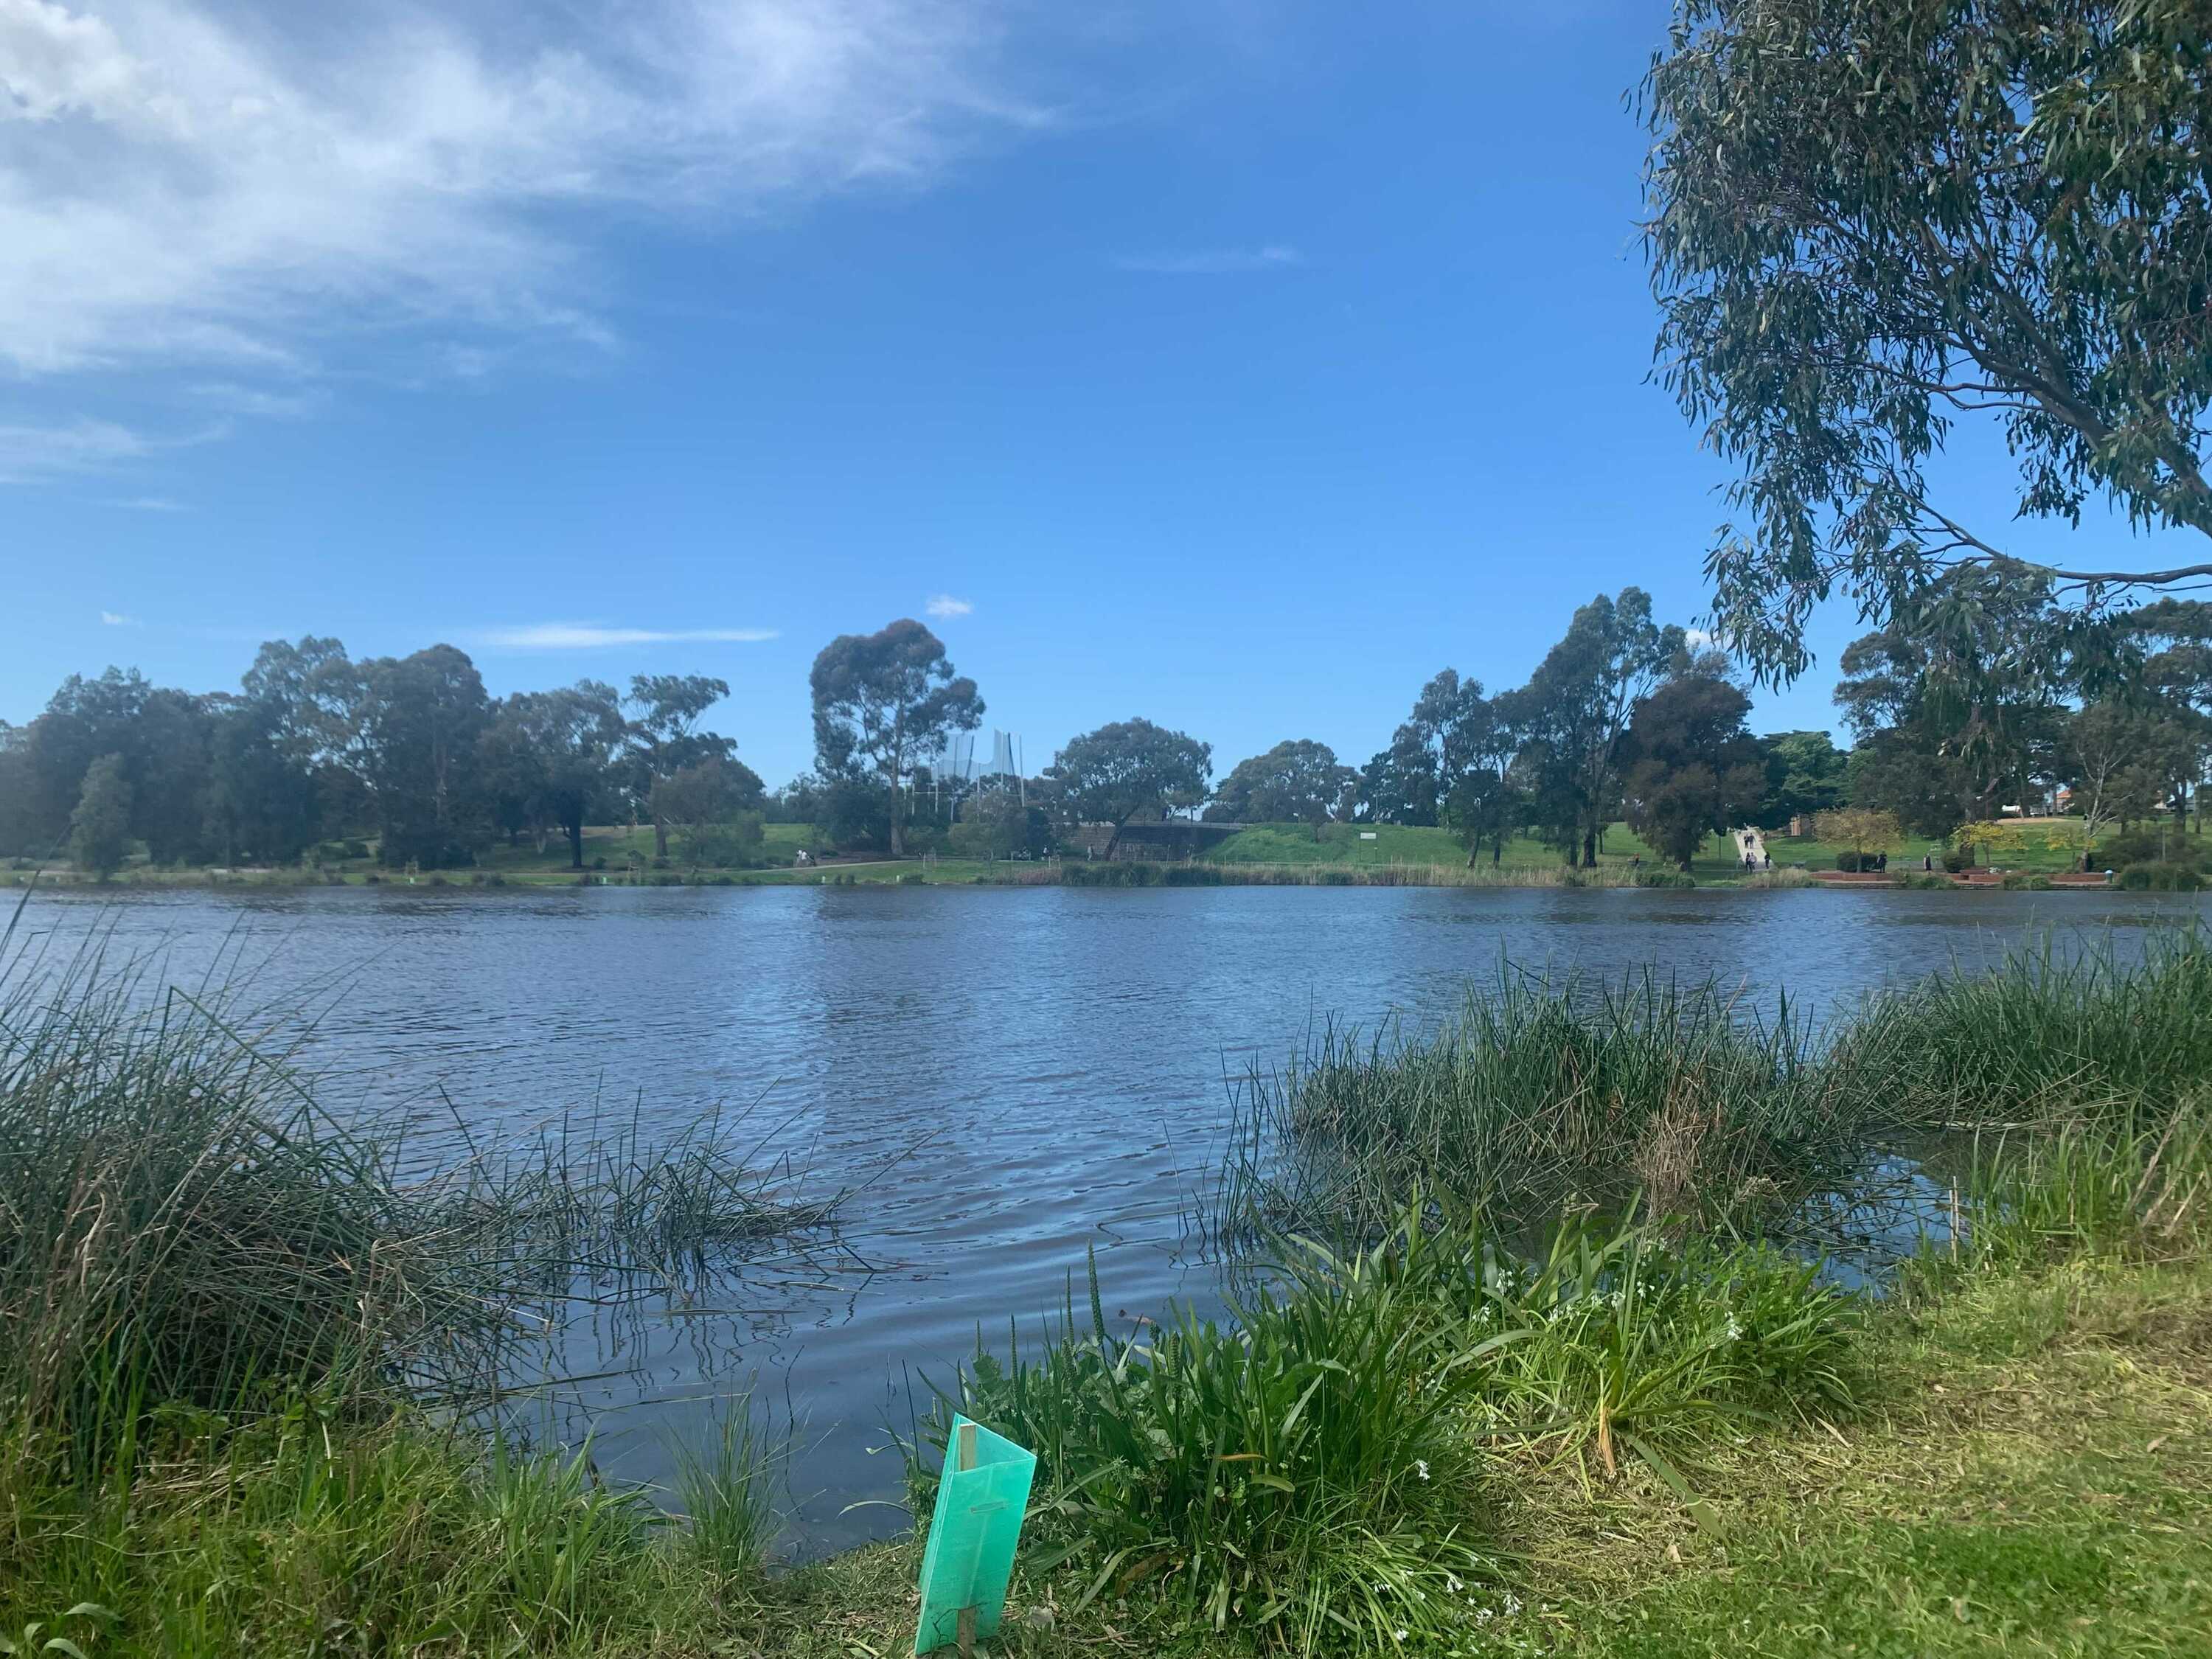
1224 933 2212 1242
10 936 2212 1655
21 815 2180 891
1197 819 2149 881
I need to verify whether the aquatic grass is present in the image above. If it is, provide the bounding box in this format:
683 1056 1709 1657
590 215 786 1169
908 1223 1517 1655
1059 861 1649 888
1217 964 1852 1241
1832 931 2212 1128
1222 932 2212 1242
0 933 852 1467
904 1203 1861 1653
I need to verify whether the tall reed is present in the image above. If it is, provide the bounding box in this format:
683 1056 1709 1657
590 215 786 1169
1220 932 2212 1242
0 935 847 1466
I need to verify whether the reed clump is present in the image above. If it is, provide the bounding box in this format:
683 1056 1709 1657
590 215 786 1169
1222 933 2212 1241
1059 860 1649 888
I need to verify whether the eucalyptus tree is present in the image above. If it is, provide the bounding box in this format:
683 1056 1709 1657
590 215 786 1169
486 682 630 868
1620 674 1765 869
627 675 737 858
1646 0 2212 682
809 620 982 857
1517 591 1683 866
1210 740 1356 825
1048 719 1211 857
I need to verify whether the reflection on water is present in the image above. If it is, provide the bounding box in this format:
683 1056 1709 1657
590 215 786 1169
11 883 2206 1553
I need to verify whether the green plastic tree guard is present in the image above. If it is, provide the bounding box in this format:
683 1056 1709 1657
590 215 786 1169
914 1415 1036 1655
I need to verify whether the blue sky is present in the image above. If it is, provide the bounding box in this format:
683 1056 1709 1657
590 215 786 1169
0 0 2172 785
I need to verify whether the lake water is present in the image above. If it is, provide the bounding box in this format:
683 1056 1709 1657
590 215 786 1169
10 883 2207 1552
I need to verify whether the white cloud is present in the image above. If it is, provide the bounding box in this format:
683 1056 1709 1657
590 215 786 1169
476 622 780 650
98 608 137 624
924 593 973 619
0 413 152 481
1684 626 1717 648
108 493 184 509
187 382 323 420
1114 243 1302 275
0 0 1044 386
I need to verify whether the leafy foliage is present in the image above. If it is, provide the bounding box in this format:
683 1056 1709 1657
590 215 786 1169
1208 739 1355 824
1647 0 2212 682
1047 718 1211 855
1621 675 1764 869
809 620 982 857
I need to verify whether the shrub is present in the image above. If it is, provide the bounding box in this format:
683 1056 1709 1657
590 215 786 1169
898 872 925 885
1635 869 1695 888
1833 849 1865 872
2096 827 2210 873
2118 862 2204 891
2000 872 2053 891
1941 845 1974 874
1891 872 1951 890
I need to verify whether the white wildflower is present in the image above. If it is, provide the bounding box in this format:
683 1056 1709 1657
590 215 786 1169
1414 1459 1430 1481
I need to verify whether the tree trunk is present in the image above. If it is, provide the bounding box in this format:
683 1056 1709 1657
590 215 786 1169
1104 818 1124 860
653 813 668 860
1492 838 1503 866
567 818 585 870
1581 824 1597 869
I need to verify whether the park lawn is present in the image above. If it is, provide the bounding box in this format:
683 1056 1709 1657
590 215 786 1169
1206 822 1619 870
1203 820 2112 880
700 1253 2212 1658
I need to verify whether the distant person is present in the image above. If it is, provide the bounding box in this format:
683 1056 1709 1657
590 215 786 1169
1924 852 1933 872
1876 852 1888 872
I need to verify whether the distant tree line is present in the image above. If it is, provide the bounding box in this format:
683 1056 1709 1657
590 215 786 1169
0 639 758 877
7 585 2207 879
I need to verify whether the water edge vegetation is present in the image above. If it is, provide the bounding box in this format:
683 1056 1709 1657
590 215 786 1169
2 931 2210 1655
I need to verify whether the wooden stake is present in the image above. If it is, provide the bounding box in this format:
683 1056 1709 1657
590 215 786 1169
956 1423 978 1655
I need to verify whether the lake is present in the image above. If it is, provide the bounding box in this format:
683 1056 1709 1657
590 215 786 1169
10 882 2207 1552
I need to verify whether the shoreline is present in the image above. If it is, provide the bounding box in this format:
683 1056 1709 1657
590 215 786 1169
6 860 2140 894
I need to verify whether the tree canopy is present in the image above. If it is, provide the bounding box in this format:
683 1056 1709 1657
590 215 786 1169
1209 740 1356 824
809 620 983 858
1048 719 1212 855
1646 0 2212 682
1621 674 1765 869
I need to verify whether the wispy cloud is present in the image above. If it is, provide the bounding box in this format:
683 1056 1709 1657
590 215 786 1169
108 494 187 511
188 383 324 420
99 609 139 625
924 594 973 619
0 0 1050 467
475 622 780 650
1113 243 1303 275
0 415 154 482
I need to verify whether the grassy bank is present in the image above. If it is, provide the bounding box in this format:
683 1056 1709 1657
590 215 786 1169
19 815 2187 892
7 939 2212 1655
